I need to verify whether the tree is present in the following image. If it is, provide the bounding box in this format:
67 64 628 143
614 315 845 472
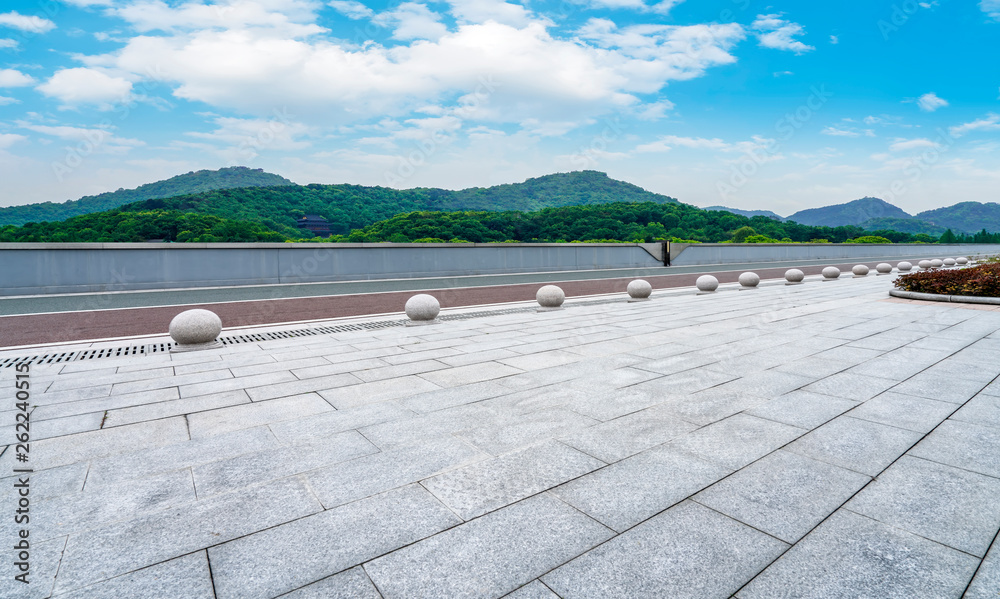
730 226 757 243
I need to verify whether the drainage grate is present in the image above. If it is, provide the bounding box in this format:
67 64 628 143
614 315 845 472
1 295 628 368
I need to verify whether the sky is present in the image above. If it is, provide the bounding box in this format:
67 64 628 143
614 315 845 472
0 0 998 216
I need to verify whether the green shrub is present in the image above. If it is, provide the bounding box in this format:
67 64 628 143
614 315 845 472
845 235 892 244
744 234 780 243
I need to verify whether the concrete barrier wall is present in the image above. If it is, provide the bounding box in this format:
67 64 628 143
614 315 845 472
669 243 1000 266
0 242 664 296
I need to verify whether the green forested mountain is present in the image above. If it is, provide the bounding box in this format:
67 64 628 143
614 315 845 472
704 206 785 221
0 167 294 226
787 197 912 227
119 170 680 238
916 202 1000 234
860 217 946 236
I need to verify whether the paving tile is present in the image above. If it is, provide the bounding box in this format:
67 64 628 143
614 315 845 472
289 357 388 379
566 385 670 421
0 411 104 444
32 387 180 421
268 400 414 445
631 353 720 376
909 419 1000 478
481 385 583 415
809 346 885 365
846 392 956 433
187 393 335 438
397 380 512 413
801 372 898 402
846 455 1000 557
0 461 88 501
633 368 739 396
552 445 729 532
85 426 277 489
543 500 788 599
320 375 442 408
417 361 524 387
359 402 500 451
208 485 460 599
0 417 188 471
559 404 698 463
503 580 561 599
173 352 275 375
785 416 922 476
0 536 65 599
307 436 486 509
366 493 613 599
966 536 1000 599
746 390 858 430
44 366 175 392
32 384 113 406
231 356 332 378
658 387 772 426
350 358 450 383
667 413 805 471
694 449 870 543
56 551 215 599
457 407 599 454
422 440 604 520
110 368 232 395
737 510 979 599
282 566 382 599
26 469 196 542
234 372 355 401
104 389 251 428
54 475 322 594
951 392 1000 429
193 430 378 497
889 372 990 404
845 357 934 381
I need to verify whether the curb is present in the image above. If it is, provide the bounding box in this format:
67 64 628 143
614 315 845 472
889 289 1000 305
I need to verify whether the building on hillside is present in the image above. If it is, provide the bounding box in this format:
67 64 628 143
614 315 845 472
296 214 331 237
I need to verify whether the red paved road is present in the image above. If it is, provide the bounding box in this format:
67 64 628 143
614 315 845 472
0 262 889 348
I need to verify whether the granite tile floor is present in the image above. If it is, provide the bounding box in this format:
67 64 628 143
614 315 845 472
2 272 1000 598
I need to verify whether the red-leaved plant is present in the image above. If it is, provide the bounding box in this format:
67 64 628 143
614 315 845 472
894 263 1000 297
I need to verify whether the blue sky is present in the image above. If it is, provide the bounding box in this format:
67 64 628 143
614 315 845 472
0 0 998 216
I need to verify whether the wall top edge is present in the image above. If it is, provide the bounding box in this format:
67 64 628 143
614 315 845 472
0 242 653 250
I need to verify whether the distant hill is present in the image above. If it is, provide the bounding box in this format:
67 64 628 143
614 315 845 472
705 206 785 221
787 197 911 227
916 202 1000 234
861 217 947 236
0 166 295 226
121 170 680 238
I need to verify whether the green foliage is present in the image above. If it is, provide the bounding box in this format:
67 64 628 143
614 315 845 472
916 202 1000 234
894 263 1000 297
844 235 893 244
730 226 757 243
0 209 287 243
0 167 294 226
743 234 781 243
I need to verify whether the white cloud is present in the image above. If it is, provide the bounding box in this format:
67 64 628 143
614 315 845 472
821 126 859 137
37 68 133 107
0 38 17 48
61 0 114 6
773 70 793 77
373 3 448 41
18 123 145 154
569 0 684 13
184 115 314 163
752 14 814 54
981 0 1000 20
110 0 325 37
949 113 1000 137
0 96 18 105
829 35 838 44
635 134 773 154
889 138 940 152
0 133 27 149
0 69 34 87
329 0 374 19
444 0 537 27
916 92 948 112
0 11 56 33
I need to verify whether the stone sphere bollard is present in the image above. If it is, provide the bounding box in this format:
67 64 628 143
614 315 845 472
738 272 760 288
536 285 566 311
943 258 956 267
956 257 969 265
626 279 653 301
822 266 841 280
785 269 804 284
930 259 944 268
918 260 933 270
852 265 869 276
405 294 440 325
169 309 222 352
876 263 893 274
696 275 719 293
897 261 913 272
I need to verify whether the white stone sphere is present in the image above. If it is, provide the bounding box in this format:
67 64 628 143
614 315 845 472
876 263 893 274
897 261 913 272
785 269 804 283
696 275 719 292
943 258 956 266
956 257 969 265
169 309 222 345
930 258 944 267
822 266 841 279
405 294 440 321
852 264 869 276
918 260 933 269
738 272 760 287
627 279 653 299
536 285 565 308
